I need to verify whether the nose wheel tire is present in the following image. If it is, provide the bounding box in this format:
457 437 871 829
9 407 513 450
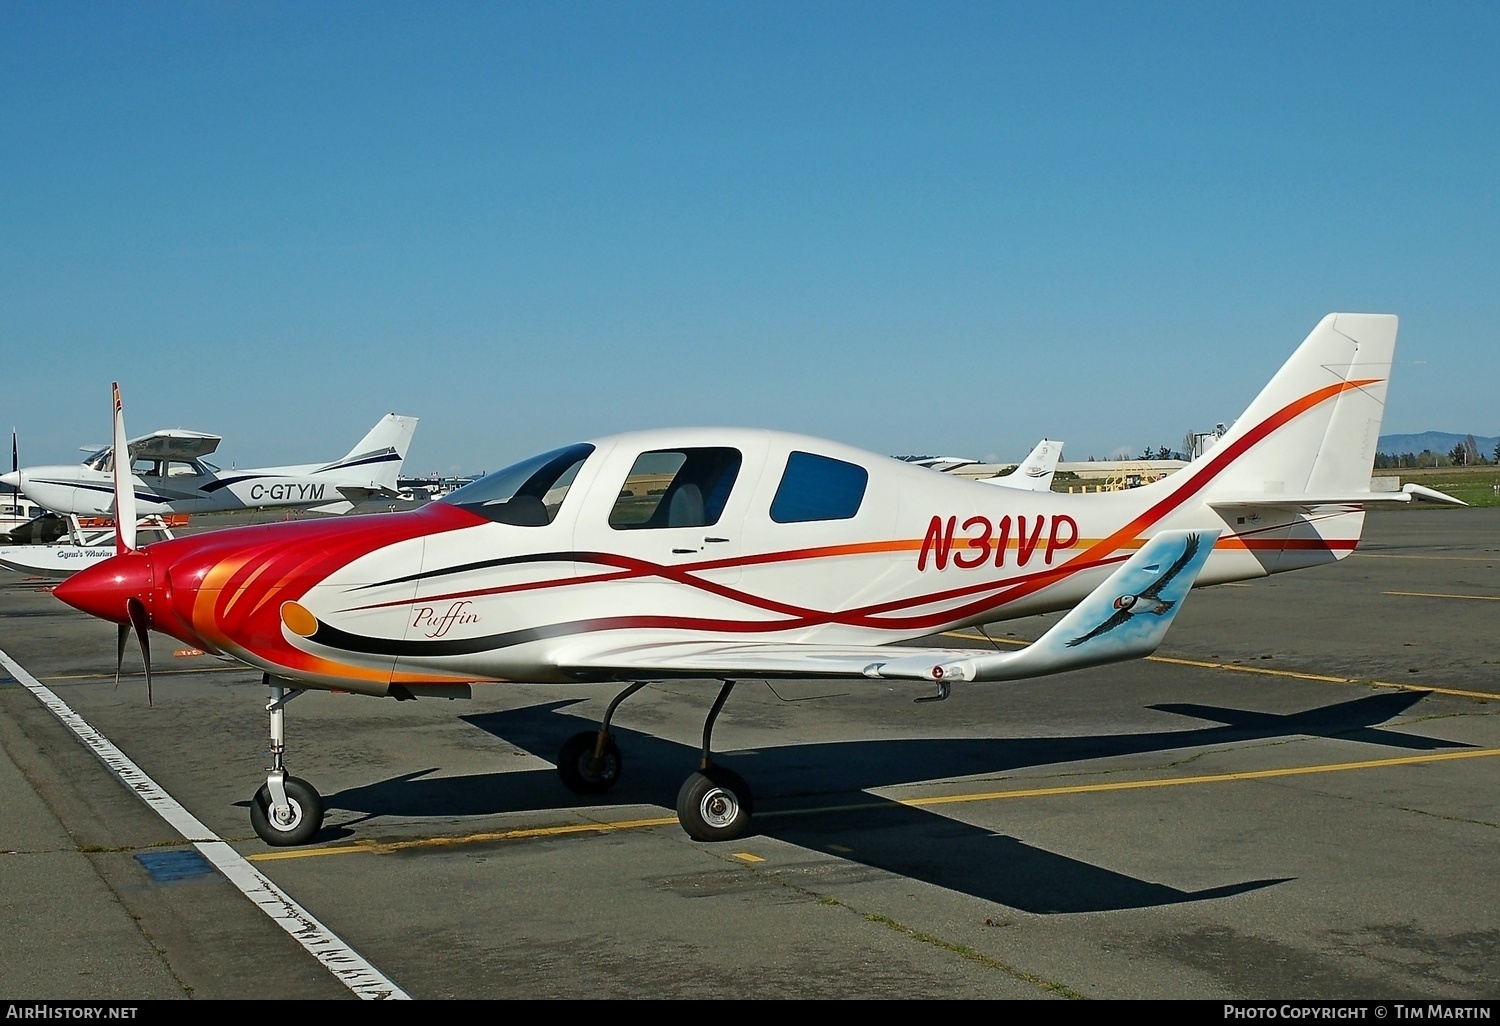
557 731 623 795
250 775 324 847
676 766 753 842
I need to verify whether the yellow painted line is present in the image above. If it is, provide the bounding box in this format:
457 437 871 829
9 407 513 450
1383 590 1500 601
1147 654 1350 683
900 748 1500 809
941 631 1500 701
42 665 247 682
1356 553 1499 562
248 749 1500 861
247 814 679 861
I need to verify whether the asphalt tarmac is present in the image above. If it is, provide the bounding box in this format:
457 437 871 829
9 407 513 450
0 508 1496 1001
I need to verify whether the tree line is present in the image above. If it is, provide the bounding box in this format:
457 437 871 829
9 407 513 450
1374 435 1497 469
1128 434 1499 469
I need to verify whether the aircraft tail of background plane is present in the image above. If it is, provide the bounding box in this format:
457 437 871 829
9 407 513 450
319 414 419 492
986 437 1062 492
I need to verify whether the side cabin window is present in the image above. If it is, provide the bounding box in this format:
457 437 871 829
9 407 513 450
770 451 868 523
441 443 594 526
129 458 198 478
609 447 742 529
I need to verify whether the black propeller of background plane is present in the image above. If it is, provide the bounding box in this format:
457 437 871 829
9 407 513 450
3 430 67 545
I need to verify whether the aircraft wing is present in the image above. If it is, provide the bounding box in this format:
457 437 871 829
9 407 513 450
556 530 1218 685
127 429 222 461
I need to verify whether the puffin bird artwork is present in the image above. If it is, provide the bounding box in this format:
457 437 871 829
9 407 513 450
1066 532 1204 647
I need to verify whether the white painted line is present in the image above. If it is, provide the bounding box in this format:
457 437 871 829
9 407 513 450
0 648 409 1001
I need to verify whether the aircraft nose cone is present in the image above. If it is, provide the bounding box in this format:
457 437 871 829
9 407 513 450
53 551 153 625
0 471 18 488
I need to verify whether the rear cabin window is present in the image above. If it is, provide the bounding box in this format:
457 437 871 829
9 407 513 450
609 447 742 529
770 452 868 523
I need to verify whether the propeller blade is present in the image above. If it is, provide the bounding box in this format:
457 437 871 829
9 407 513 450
127 597 152 706
115 622 129 689
111 382 136 553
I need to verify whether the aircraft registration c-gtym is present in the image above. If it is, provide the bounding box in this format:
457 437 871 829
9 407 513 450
52 314 1464 847
0 413 418 520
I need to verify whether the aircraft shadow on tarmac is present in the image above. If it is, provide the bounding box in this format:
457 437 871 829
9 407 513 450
325 690 1457 915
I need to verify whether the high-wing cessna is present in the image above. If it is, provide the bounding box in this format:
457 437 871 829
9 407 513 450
51 314 1463 848
0 414 418 520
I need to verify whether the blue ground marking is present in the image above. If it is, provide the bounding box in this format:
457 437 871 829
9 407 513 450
135 848 217 883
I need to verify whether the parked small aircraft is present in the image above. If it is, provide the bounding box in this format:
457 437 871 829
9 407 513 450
985 437 1063 492
0 514 180 577
52 314 1463 848
898 437 1062 491
1 413 418 520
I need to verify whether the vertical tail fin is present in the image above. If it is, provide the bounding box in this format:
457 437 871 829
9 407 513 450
322 414 419 491
986 438 1063 492
1187 314 1396 500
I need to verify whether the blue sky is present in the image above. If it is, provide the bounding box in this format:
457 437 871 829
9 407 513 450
3 2 1496 475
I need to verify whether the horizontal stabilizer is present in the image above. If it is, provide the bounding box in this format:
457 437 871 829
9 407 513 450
1209 483 1465 510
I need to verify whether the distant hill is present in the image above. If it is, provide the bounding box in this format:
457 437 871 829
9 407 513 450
1379 431 1498 456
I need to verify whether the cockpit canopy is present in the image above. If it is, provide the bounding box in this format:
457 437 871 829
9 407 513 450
441 443 594 526
442 435 873 529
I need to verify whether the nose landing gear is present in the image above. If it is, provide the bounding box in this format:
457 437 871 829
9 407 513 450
249 676 325 847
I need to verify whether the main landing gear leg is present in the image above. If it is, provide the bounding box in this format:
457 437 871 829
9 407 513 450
675 680 753 842
556 681 649 795
249 674 324 846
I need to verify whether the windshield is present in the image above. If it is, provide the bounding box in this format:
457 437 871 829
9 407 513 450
441 443 594 526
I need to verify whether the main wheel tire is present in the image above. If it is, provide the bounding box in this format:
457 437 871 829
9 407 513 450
250 775 324 847
557 731 623 795
676 766 753 842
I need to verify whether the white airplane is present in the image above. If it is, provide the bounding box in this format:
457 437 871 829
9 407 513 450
52 314 1464 849
985 437 1064 491
1 413 418 520
0 516 179 577
899 438 1062 491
